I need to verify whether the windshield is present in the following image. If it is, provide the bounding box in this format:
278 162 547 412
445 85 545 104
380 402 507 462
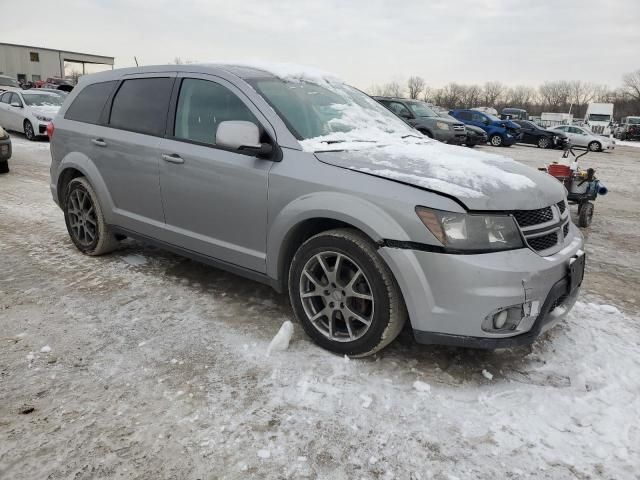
0 77 19 87
248 78 413 144
589 114 611 122
406 101 439 117
22 93 65 107
627 117 640 125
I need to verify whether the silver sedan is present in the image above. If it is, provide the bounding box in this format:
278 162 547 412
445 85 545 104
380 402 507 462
549 125 615 152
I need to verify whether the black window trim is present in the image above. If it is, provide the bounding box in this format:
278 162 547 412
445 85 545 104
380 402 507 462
164 75 281 161
64 80 119 126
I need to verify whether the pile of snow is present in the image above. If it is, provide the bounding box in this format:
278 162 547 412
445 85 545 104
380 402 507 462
266 320 294 355
224 61 343 87
616 140 640 148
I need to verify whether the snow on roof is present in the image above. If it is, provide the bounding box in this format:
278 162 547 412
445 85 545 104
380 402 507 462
220 61 344 85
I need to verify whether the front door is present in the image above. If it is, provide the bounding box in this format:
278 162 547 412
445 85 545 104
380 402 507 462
157 75 272 273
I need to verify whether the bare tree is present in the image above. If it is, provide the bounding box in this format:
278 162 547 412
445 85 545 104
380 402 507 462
538 81 571 110
381 81 404 97
421 86 433 103
482 81 504 106
407 76 425 99
622 69 640 102
506 85 537 107
568 81 596 112
460 84 483 107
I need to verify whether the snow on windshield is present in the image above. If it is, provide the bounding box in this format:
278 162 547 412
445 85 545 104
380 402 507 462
233 62 537 197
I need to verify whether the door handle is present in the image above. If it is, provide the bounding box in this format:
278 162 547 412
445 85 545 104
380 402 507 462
162 153 184 164
91 138 106 147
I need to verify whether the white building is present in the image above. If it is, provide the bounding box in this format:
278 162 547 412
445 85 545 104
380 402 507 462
0 42 114 84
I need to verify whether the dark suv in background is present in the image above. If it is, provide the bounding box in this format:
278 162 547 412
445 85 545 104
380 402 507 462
374 97 466 144
615 116 640 141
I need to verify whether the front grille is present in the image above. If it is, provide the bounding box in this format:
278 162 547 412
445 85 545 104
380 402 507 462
528 232 558 251
513 207 553 227
563 223 569 237
452 124 465 131
557 201 566 214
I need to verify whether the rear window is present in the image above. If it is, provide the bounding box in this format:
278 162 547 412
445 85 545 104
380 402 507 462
65 81 117 124
109 78 173 136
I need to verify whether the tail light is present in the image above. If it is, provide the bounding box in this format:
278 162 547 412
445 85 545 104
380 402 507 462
46 121 54 138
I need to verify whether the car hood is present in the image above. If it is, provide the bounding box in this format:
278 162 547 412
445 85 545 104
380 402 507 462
29 105 60 118
464 124 486 135
313 139 565 210
494 119 520 129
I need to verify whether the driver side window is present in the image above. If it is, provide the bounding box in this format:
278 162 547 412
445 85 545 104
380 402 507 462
174 78 258 146
471 112 486 123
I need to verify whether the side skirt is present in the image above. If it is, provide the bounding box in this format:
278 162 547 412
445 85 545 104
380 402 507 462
110 226 282 292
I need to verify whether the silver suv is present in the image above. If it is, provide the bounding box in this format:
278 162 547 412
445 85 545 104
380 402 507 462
49 64 585 356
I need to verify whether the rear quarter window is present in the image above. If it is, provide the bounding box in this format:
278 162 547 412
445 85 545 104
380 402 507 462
109 77 173 136
65 81 117 124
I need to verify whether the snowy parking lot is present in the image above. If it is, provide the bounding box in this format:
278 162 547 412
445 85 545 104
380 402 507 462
1 136 639 479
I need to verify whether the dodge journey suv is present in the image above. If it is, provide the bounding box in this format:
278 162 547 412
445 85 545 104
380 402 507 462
49 64 585 356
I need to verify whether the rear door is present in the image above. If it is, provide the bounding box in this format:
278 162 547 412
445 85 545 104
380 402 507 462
95 74 175 234
156 74 273 272
4 93 23 130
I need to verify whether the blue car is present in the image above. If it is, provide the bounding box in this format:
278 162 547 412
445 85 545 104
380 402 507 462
449 109 522 147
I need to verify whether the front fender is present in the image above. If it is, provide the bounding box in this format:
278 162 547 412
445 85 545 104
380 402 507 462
55 152 115 223
266 191 413 280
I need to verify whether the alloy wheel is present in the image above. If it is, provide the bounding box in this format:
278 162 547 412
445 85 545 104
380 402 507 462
24 121 35 140
299 251 375 342
67 188 98 246
490 135 502 146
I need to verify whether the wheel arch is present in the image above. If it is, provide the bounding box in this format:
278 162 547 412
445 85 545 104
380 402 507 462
55 153 115 222
267 193 412 292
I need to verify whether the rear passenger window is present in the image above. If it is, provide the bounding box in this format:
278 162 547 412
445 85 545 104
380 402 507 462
109 78 173 136
65 81 117 124
457 111 471 121
174 78 257 145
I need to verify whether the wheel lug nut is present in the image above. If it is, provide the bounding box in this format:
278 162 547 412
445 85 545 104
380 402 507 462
329 302 335 308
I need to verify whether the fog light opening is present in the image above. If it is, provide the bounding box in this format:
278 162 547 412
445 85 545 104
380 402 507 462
493 310 508 329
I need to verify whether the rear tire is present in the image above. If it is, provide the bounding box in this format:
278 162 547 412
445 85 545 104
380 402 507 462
489 134 503 147
288 229 407 357
0 160 8 174
578 202 594 227
24 120 36 141
588 141 602 152
63 177 119 255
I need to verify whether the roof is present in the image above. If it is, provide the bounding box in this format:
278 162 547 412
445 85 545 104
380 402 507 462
0 42 114 62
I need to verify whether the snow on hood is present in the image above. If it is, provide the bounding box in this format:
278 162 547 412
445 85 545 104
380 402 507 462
30 105 60 117
309 133 566 210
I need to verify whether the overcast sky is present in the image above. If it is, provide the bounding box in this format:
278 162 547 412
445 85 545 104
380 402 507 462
3 0 638 89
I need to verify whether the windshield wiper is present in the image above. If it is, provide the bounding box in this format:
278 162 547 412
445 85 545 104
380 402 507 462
321 139 378 144
401 134 423 139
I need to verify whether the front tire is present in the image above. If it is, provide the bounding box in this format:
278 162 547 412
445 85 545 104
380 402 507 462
489 134 503 147
63 177 119 255
538 136 551 149
288 229 407 357
0 160 8 174
588 141 602 152
24 120 36 141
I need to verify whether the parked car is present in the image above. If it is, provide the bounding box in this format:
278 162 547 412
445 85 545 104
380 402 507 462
434 109 487 147
0 126 11 173
450 109 521 147
0 74 21 92
373 97 467 144
548 125 615 152
0 89 64 140
501 108 528 120
49 64 584 356
513 120 569 149
614 116 640 141
37 77 75 92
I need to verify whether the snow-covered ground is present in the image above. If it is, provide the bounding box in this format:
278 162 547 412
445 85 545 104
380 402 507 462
1 136 639 479
616 140 640 148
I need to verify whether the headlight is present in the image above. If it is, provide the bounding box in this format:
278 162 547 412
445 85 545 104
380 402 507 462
35 115 52 122
0 126 7 139
416 207 524 252
435 121 450 131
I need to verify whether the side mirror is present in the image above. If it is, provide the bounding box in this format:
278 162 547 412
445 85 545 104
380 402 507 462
216 120 273 157
10 102 22 108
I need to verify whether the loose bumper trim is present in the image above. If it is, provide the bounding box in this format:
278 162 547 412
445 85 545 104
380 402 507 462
413 275 576 349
